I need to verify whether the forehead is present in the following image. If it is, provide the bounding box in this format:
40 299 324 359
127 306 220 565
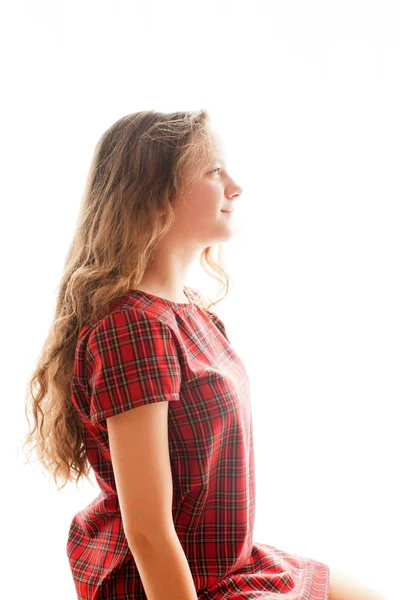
201 123 228 167
205 138 227 167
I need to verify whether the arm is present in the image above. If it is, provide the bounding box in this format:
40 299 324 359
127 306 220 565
106 400 198 600
128 527 198 600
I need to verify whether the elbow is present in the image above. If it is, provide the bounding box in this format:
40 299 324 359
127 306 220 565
125 520 177 548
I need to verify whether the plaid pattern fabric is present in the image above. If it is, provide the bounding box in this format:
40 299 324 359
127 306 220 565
67 285 329 599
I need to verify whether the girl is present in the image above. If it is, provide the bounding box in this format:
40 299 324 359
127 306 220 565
22 110 384 600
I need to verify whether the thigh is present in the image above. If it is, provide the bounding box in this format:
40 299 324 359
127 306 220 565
328 567 385 600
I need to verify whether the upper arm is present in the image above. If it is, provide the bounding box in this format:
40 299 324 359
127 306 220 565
84 308 182 538
106 400 175 539
86 308 182 425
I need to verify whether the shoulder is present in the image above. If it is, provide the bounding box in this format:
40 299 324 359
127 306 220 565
86 307 177 355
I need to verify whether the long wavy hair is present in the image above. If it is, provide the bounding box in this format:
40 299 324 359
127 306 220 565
20 109 232 492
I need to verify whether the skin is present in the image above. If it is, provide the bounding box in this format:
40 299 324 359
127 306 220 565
328 568 385 600
135 128 243 303
135 129 386 600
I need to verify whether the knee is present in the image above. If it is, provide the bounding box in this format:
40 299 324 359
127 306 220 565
328 567 386 600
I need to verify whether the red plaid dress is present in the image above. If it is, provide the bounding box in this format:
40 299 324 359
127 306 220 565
67 285 329 599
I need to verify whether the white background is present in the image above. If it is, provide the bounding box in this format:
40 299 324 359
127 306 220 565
3 1 399 599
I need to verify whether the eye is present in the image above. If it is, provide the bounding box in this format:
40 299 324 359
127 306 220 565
211 167 221 175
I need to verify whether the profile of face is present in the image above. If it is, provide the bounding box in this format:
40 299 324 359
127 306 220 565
173 129 243 248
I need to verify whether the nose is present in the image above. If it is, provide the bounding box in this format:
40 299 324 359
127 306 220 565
228 183 243 199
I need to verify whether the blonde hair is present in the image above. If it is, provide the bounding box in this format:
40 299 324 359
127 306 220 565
20 109 232 492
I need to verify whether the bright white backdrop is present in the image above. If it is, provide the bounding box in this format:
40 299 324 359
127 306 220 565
3 1 399 599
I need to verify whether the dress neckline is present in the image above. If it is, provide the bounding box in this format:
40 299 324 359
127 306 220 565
127 285 195 309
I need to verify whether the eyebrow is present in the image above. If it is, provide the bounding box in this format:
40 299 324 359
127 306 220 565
214 157 227 168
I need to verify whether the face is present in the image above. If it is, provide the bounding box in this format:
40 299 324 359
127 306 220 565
174 133 243 247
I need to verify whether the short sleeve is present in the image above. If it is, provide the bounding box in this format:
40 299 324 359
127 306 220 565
85 308 182 425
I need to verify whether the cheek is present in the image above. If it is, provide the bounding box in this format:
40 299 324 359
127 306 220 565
179 181 222 223
184 192 219 218
196 201 220 221
200 185 221 210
